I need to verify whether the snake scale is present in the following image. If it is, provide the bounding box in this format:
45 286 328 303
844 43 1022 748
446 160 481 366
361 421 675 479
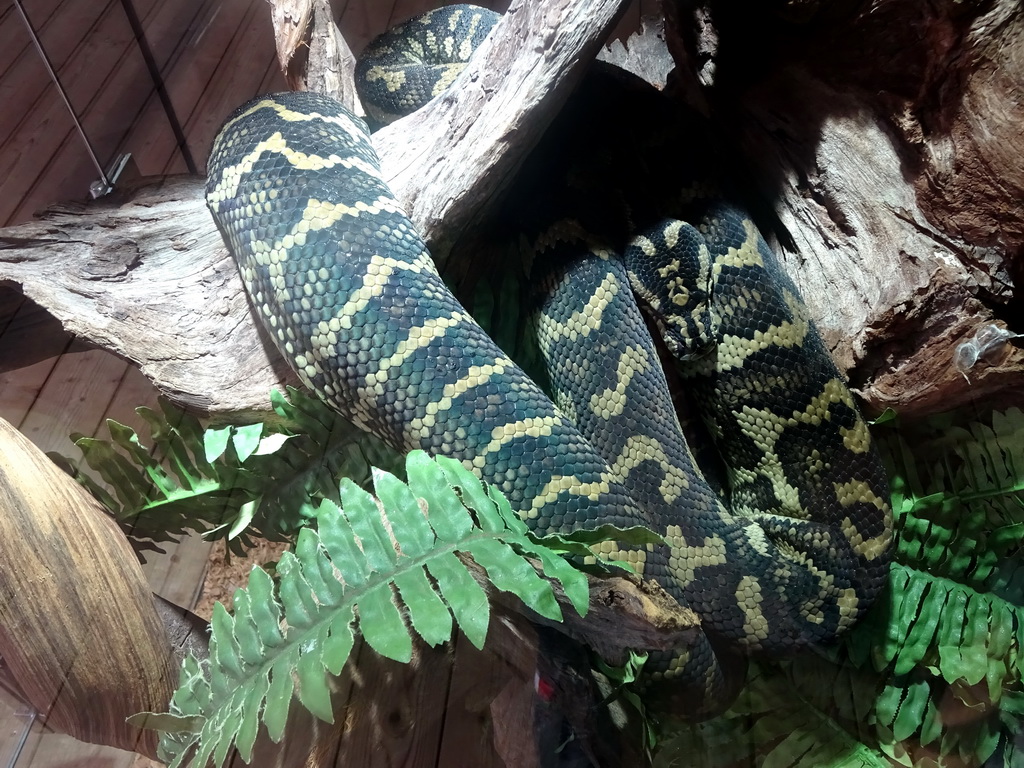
206 4 893 716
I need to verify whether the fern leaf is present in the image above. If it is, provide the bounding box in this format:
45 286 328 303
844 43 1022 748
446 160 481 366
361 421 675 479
392 566 453 646
656 407 1024 768
658 663 890 768
53 389 402 554
813 406 1024 767
147 450 612 768
424 549 491 648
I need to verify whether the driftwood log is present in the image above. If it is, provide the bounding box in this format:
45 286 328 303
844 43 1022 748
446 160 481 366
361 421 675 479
1 0 1021 420
1 0 1023 762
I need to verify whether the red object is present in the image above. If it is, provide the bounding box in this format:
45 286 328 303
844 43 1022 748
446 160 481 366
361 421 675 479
535 672 556 702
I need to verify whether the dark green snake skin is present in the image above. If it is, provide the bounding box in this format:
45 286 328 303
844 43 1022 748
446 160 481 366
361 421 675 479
355 4 500 126
205 3 893 717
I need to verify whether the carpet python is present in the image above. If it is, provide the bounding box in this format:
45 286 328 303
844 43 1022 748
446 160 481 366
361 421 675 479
206 3 893 717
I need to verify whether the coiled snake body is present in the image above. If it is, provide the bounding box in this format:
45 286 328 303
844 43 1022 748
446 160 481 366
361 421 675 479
206 4 892 716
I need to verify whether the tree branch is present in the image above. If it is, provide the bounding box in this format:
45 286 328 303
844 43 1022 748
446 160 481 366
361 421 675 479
374 0 632 256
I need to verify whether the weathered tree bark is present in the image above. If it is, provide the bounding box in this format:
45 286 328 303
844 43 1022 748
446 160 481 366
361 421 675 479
269 0 360 110
0 0 1020 421
0 0 1023 760
661 0 1024 418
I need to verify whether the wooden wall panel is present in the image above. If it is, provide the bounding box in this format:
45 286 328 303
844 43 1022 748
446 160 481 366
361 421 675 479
0 1 104 140
162 0 286 174
114 2 220 175
0 299 68 429
1 1 139 224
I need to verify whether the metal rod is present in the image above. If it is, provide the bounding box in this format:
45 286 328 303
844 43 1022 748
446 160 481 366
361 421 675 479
7 708 35 768
12 0 111 189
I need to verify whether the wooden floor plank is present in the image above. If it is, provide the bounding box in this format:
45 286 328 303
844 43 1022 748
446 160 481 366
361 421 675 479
331 640 454 767
0 64 75 225
14 722 137 768
0 298 69 374
0 286 26 336
257 55 286 94
87 357 215 612
116 90 188 176
335 0 383 51
16 341 129 455
376 0 416 30
142 533 214 609
0 300 69 428
435 633 520 768
0 354 60 431
6 128 100 225
0 684 34 768
0 0 200 220
138 0 215 72
77 4 166 155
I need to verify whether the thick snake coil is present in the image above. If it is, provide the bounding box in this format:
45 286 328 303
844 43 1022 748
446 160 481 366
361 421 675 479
206 4 893 717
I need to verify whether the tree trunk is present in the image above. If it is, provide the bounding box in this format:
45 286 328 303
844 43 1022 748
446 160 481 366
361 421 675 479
0 418 175 759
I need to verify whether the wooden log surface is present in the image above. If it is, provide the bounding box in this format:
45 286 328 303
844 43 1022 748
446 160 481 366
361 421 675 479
0 417 175 759
0 0 1021 422
662 0 1024 418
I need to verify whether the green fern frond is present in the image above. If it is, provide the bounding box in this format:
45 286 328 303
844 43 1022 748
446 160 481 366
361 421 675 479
136 450 623 768
51 388 401 554
656 407 1024 768
786 648 1014 768
823 406 1024 767
655 663 890 768
869 409 1024 685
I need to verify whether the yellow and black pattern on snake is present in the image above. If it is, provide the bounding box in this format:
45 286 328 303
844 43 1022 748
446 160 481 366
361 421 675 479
205 6 893 718
530 215 886 687
632 202 894 598
206 90 658 544
355 4 499 127
515 67 891 700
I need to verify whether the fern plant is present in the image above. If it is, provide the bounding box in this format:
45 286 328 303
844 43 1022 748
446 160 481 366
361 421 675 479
654 662 891 768
59 388 668 764
128 449 659 768
841 407 1024 767
654 407 1024 768
61 381 1024 766
51 387 401 554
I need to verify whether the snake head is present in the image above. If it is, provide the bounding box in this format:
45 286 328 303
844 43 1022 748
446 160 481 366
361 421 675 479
624 218 716 362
